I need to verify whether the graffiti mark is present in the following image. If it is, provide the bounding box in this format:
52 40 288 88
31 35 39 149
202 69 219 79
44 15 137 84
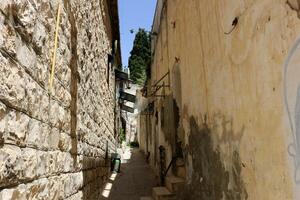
284 37 300 184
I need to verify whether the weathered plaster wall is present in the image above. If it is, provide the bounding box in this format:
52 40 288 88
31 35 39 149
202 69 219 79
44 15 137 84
0 0 119 199
145 0 300 199
136 90 147 152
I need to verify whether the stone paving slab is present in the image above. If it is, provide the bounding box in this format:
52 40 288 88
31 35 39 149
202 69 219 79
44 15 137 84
100 148 157 200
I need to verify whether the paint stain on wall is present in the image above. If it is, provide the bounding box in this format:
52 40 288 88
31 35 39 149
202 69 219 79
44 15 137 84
161 96 179 150
178 116 248 200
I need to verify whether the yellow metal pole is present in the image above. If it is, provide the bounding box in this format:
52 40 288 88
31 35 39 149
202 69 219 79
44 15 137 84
49 2 61 94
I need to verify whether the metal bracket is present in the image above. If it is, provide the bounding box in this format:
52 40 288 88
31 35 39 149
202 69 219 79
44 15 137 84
149 70 170 98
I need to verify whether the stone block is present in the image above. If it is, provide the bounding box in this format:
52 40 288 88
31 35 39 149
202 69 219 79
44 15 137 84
25 78 43 117
48 151 59 174
0 145 21 187
152 187 175 200
20 148 37 181
16 42 37 70
65 191 83 200
39 123 51 150
38 90 50 122
165 176 185 193
26 119 41 148
59 132 72 152
64 172 83 197
5 110 29 146
49 127 59 150
36 150 49 177
32 20 48 54
175 166 186 179
0 55 27 109
57 152 74 173
35 58 49 86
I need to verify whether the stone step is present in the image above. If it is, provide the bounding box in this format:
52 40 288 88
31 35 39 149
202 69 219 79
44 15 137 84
152 187 176 200
175 166 186 178
165 176 185 193
175 158 185 167
140 197 154 200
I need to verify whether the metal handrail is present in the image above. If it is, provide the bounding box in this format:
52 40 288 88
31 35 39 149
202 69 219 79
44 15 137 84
160 155 179 185
164 156 177 177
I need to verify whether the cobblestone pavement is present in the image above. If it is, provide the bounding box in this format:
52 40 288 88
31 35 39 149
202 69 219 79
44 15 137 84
100 148 157 200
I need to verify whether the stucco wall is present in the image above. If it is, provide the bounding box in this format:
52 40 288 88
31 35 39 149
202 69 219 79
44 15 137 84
0 0 119 199
142 0 300 199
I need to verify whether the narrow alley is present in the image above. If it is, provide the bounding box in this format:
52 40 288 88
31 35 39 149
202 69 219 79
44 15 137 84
101 148 157 200
2 0 300 199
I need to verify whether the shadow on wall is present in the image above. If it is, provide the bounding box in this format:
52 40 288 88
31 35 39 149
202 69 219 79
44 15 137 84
64 1 112 199
64 0 78 169
177 116 248 200
82 156 111 200
161 95 179 153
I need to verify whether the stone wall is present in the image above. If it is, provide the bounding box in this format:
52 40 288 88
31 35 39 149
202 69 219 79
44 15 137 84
139 0 300 199
0 0 120 199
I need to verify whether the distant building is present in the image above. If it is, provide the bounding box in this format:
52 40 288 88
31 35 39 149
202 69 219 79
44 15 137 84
122 84 140 143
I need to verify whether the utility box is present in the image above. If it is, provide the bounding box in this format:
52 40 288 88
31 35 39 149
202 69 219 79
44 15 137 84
111 153 121 173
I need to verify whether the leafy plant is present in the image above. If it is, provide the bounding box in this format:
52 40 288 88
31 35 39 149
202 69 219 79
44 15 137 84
129 141 139 148
120 128 125 142
128 28 151 85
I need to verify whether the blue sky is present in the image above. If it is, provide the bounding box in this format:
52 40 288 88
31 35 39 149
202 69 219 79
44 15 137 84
118 0 157 67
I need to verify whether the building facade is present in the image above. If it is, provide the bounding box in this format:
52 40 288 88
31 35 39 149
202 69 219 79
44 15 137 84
138 0 300 199
0 0 121 199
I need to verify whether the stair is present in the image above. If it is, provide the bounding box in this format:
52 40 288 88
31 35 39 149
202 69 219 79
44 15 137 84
152 187 176 200
140 175 185 200
140 158 186 200
165 176 185 193
140 197 153 200
175 158 186 178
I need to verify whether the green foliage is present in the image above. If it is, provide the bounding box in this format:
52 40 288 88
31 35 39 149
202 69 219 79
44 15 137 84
120 128 125 142
129 141 139 148
128 28 151 85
